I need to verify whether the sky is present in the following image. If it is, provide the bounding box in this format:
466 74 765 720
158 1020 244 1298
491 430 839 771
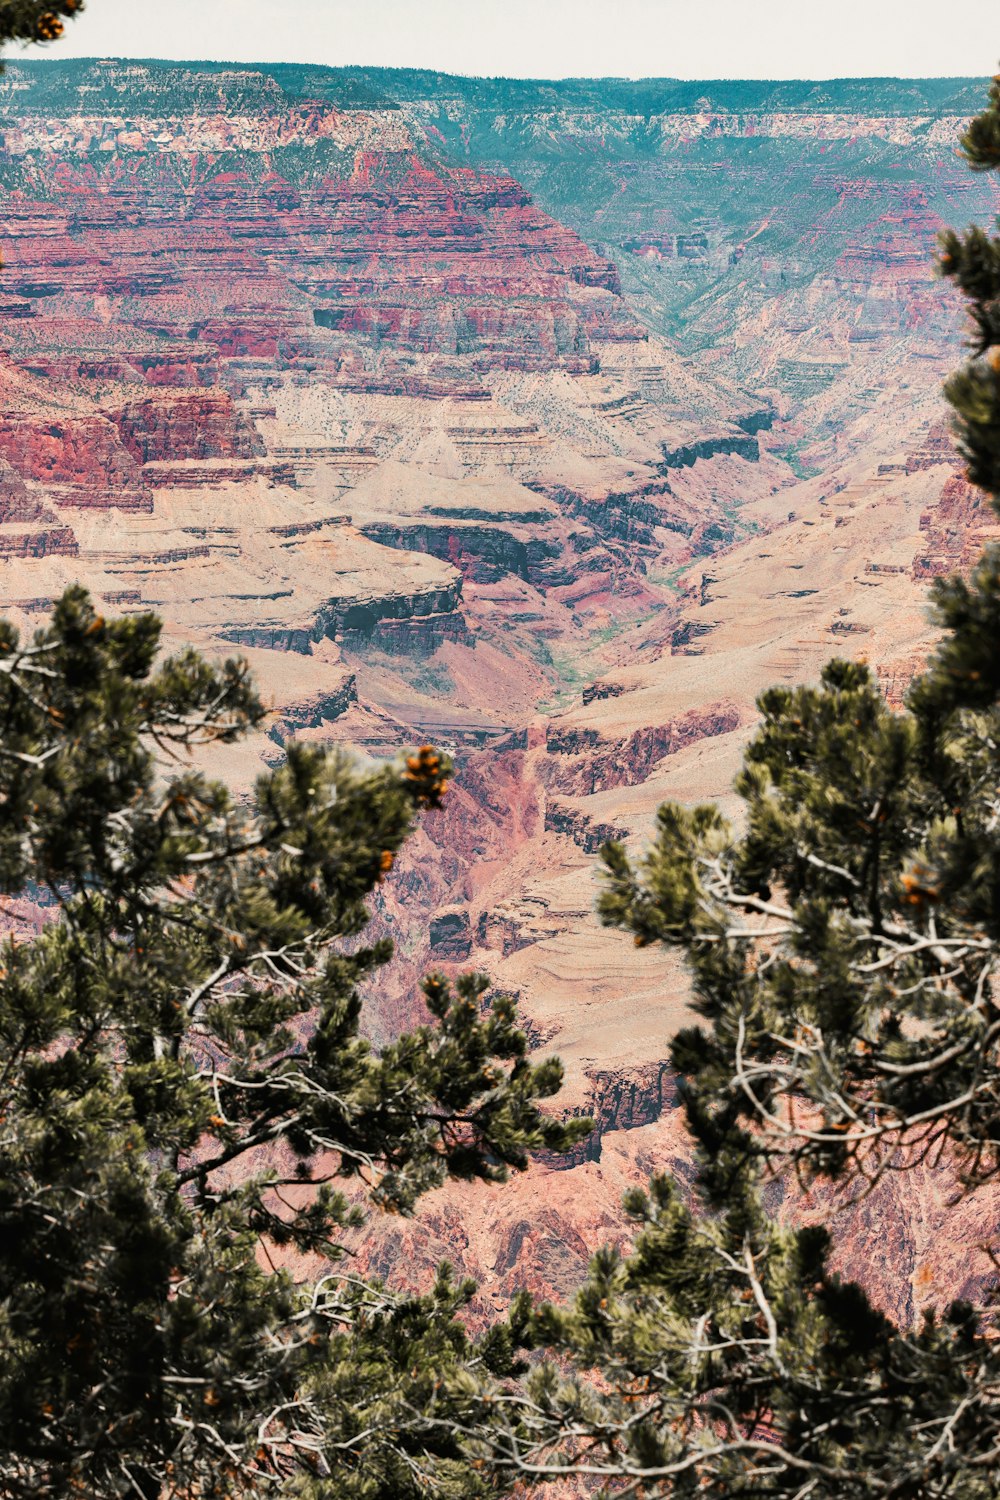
27 0 1000 80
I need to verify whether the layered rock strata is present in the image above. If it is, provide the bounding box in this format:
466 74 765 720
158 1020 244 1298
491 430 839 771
0 58 994 1322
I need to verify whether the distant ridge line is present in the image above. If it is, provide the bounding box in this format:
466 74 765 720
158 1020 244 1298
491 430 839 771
0 58 990 118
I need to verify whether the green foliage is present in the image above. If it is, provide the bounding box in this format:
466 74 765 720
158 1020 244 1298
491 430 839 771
497 1174 1000 1497
290 1266 516 1500
598 643 1000 1184
960 72 1000 171
0 587 588 1497
471 67 1000 1500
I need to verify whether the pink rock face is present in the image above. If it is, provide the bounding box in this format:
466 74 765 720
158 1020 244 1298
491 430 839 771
0 458 51 524
0 58 997 1325
112 392 266 464
0 413 140 491
542 702 742 796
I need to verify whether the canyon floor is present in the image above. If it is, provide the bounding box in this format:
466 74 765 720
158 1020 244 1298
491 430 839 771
1 59 997 1318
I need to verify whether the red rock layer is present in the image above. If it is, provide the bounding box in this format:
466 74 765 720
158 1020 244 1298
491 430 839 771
112 391 265 465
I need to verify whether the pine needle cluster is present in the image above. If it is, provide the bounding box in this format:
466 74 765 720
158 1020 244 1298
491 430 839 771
0 0 82 48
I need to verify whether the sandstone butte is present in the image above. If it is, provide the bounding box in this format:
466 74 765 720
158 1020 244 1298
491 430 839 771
1 58 999 1323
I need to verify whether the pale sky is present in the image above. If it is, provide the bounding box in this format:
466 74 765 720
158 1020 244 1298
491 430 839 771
22 0 1000 80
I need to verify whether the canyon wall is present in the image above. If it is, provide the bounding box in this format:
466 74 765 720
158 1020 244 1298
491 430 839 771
0 58 995 1318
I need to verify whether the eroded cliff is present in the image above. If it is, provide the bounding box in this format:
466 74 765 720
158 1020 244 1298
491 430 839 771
0 58 994 1322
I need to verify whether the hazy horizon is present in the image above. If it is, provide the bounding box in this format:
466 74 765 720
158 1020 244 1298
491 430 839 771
9 57 993 85
23 0 1000 83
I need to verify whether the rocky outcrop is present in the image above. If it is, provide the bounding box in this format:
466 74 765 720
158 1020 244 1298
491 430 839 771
0 527 78 558
525 476 696 549
428 909 473 960
112 392 266 465
25 345 221 389
223 626 316 656
544 801 626 853
268 672 359 740
0 459 52 524
542 1064 679 1169
912 470 1000 580
131 346 221 387
736 408 775 436
318 579 466 646
359 521 531 583
358 611 471 656
906 422 957 474
474 910 546 958
219 578 470 657
582 681 627 706
589 1064 678 1139
543 701 741 795
661 433 760 469
140 459 297 489
671 618 716 654
0 412 150 509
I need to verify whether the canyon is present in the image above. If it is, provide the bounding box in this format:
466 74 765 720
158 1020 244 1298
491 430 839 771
0 58 997 1319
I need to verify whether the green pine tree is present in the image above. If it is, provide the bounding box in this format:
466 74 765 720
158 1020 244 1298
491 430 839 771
474 65 1000 1500
0 590 588 1498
